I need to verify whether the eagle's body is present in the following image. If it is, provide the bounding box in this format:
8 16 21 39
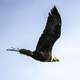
7 6 62 62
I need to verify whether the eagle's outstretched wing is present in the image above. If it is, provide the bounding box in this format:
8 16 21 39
35 6 62 53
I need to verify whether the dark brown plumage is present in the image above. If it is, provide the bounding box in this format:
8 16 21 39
7 6 62 62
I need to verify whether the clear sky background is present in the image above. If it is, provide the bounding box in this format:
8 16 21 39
0 0 80 80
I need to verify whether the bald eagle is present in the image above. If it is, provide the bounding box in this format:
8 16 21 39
7 6 62 62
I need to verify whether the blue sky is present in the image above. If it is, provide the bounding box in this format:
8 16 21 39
0 0 80 80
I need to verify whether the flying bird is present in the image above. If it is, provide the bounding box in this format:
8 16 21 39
7 6 62 62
